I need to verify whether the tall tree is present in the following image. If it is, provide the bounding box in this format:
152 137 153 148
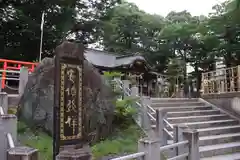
0 0 120 61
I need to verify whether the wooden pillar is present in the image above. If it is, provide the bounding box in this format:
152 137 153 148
7 146 38 160
2 61 7 89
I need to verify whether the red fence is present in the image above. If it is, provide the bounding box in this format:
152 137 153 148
0 59 38 88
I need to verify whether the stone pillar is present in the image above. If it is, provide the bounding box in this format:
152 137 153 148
0 92 8 113
156 109 167 146
7 146 38 160
138 137 161 160
141 96 151 107
140 96 155 137
173 124 188 156
56 145 92 160
183 129 200 160
0 114 17 160
131 86 139 97
122 80 131 96
18 67 29 96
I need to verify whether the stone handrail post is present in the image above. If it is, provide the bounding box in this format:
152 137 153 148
0 114 17 160
0 92 8 113
156 109 167 146
18 67 29 96
173 124 189 156
122 80 131 97
7 146 38 160
131 86 139 97
138 137 161 160
183 129 200 160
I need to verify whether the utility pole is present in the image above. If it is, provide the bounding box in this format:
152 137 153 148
39 11 45 62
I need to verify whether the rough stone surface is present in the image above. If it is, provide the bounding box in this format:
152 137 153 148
18 54 116 142
202 93 240 119
232 97 240 114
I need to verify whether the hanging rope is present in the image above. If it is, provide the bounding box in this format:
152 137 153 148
5 84 19 91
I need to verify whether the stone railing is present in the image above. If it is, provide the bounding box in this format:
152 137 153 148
110 125 199 160
201 65 240 95
115 79 174 142
0 67 29 95
0 92 38 160
114 79 155 137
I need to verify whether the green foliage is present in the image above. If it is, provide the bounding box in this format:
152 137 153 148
113 98 138 127
92 125 144 159
98 0 240 91
18 121 145 160
18 121 52 160
0 0 120 61
103 71 123 79
4 0 240 92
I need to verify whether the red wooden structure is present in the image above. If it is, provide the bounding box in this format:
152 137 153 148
0 59 38 88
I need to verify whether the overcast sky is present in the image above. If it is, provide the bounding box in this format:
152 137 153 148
126 0 226 16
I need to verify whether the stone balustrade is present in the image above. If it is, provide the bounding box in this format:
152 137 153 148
0 91 38 160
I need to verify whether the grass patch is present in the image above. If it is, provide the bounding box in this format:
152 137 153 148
92 125 145 159
17 121 144 160
18 121 52 160
8 107 17 114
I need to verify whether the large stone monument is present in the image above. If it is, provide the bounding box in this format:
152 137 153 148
17 42 116 156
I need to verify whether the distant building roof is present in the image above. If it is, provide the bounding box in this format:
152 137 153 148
84 48 149 69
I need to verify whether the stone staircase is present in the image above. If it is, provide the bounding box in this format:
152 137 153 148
151 98 240 160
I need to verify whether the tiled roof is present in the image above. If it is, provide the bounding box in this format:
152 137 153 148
84 48 147 68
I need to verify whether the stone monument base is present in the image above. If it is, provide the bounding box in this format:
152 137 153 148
56 145 92 160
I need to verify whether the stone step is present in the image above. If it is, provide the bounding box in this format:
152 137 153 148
151 98 199 103
199 133 240 146
151 101 205 107
169 119 239 130
201 152 240 160
167 109 221 117
197 125 240 137
168 125 240 137
200 142 240 158
154 105 213 112
167 114 229 124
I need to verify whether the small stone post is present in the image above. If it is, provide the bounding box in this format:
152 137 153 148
131 86 139 97
173 124 189 156
0 114 17 160
0 92 8 113
141 96 151 107
140 101 155 138
138 137 161 160
183 129 200 160
122 80 131 96
7 146 38 160
156 109 167 146
56 145 92 160
238 65 240 91
18 67 29 96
